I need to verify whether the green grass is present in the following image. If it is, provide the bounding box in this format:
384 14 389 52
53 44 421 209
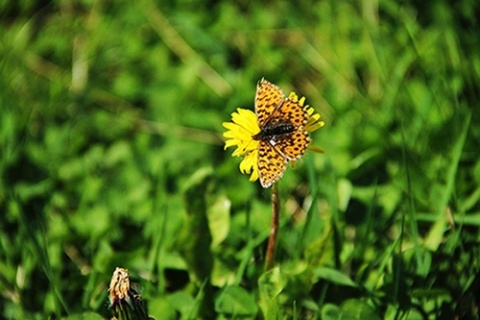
1 0 479 319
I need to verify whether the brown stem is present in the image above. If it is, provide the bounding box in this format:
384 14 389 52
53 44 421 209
265 183 280 271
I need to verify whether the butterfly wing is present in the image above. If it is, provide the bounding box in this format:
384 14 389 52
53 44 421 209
268 97 308 128
255 79 285 128
273 130 310 161
257 140 288 188
267 98 310 160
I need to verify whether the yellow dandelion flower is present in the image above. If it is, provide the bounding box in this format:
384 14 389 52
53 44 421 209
222 108 261 182
223 79 325 188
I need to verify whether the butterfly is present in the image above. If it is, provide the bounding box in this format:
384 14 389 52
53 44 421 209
252 79 311 188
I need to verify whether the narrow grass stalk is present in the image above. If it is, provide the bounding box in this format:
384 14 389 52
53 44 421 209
265 183 280 271
297 156 319 254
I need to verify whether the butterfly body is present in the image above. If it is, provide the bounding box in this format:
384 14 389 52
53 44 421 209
253 121 295 143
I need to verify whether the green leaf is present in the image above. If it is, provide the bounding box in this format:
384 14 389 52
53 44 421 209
321 303 340 320
207 194 231 248
338 299 380 320
148 296 178 320
63 312 106 319
313 267 357 287
167 291 196 316
215 285 258 316
258 267 285 320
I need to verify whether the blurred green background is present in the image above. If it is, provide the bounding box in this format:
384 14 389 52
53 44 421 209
1 0 479 319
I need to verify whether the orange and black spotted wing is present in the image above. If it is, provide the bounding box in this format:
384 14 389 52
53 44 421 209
267 97 309 128
269 98 310 160
257 140 288 188
273 130 310 161
255 78 285 128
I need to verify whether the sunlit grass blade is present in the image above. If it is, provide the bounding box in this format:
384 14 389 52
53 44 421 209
425 111 472 251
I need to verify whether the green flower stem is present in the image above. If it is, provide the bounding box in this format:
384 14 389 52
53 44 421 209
265 183 280 271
